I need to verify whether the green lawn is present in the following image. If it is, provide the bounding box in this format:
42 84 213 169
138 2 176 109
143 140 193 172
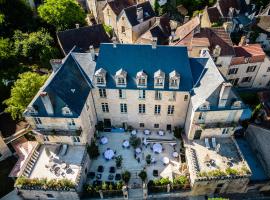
0 156 17 198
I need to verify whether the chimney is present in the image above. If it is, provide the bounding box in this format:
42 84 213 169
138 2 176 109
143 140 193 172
152 37 157 49
50 59 62 72
40 92 54 115
137 7 143 23
89 45 95 61
112 37 117 48
75 23 80 29
239 35 247 46
218 82 232 108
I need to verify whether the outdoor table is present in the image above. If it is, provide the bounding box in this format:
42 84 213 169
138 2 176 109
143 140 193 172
172 152 179 158
158 131 164 136
135 147 142 154
153 143 162 154
131 130 137 135
122 140 130 148
104 149 115 160
144 130 150 135
143 138 149 145
61 163 67 169
162 157 170 164
100 137 108 144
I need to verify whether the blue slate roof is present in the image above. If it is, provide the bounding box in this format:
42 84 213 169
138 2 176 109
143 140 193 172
29 53 92 118
96 43 195 91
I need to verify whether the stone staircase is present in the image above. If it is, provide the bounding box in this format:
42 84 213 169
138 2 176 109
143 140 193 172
128 169 144 199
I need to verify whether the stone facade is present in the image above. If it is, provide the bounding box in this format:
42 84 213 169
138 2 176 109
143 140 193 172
87 0 106 23
0 133 12 161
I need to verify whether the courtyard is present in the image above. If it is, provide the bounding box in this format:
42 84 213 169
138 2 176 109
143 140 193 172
87 130 187 187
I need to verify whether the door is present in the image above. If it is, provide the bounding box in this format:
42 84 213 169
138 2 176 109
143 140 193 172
166 124 172 131
193 130 202 140
104 119 111 132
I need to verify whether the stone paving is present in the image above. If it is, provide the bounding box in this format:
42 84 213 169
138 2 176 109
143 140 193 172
88 131 183 187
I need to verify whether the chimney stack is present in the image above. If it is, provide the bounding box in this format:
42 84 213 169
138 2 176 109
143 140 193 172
137 7 143 23
75 23 80 29
218 82 232 108
89 45 95 61
239 35 247 46
112 37 117 48
152 37 157 49
40 92 54 116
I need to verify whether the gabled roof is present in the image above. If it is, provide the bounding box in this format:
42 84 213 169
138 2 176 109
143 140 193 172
121 1 155 26
256 16 270 33
218 0 240 17
174 16 200 41
96 43 194 91
57 25 111 55
26 50 94 118
106 0 135 16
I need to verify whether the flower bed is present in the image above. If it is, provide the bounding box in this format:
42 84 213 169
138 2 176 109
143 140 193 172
15 177 75 190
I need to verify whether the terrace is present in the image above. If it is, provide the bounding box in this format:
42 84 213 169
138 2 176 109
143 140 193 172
87 130 188 188
185 137 251 183
16 143 87 190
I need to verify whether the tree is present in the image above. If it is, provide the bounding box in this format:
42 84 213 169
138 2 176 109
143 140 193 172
38 0 86 31
3 72 48 120
13 29 59 67
138 170 147 182
87 140 100 159
0 37 15 68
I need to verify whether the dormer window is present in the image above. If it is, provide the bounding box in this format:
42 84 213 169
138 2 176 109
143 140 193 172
115 68 127 87
136 70 147 88
169 70 180 89
232 100 242 108
95 68 106 86
62 105 72 116
199 101 210 110
27 106 38 115
154 70 165 88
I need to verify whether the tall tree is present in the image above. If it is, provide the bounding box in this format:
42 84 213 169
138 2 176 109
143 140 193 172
38 0 86 31
3 72 48 120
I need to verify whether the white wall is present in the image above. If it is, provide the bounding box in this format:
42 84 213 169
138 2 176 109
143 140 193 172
253 56 270 88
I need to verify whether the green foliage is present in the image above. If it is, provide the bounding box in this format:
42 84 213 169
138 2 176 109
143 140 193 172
198 167 249 177
103 24 113 38
87 140 100 159
225 168 239 175
138 170 147 182
115 155 123 168
172 176 188 186
15 177 75 189
38 0 86 31
13 29 59 67
153 177 171 186
3 72 48 120
192 9 203 17
212 22 223 27
0 37 16 68
146 154 151 164
129 135 141 148
122 171 131 184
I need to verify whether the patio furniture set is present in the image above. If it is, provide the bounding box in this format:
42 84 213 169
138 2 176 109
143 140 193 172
88 165 122 183
45 156 74 177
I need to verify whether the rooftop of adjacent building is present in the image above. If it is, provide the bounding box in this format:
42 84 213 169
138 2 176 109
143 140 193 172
186 137 251 182
19 144 86 183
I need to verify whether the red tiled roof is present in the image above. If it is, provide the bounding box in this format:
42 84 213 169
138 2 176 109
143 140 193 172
231 44 266 65
174 17 200 41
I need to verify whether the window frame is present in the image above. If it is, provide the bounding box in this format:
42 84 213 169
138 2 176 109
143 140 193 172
120 103 127 114
167 105 175 115
101 103 109 113
228 68 238 75
99 88 107 98
154 105 161 115
139 104 146 114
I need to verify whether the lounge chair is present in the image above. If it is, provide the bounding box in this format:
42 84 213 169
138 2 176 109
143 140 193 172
212 138 217 148
109 166 116 173
205 138 210 149
97 165 104 173
115 173 121 181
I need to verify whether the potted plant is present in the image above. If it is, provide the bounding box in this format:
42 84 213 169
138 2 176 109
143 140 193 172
129 135 141 148
138 170 147 182
122 171 131 184
146 154 151 165
115 155 123 168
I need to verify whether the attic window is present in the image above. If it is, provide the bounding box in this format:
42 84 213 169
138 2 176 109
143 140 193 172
62 106 72 116
169 70 180 89
97 77 105 85
28 106 38 115
95 68 107 86
154 70 165 88
200 101 210 110
136 70 147 88
115 68 127 87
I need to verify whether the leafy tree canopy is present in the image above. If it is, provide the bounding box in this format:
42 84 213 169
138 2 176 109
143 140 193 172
4 72 48 120
38 0 86 31
13 29 59 67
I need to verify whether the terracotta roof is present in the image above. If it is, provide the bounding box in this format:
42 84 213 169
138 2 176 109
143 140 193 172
207 7 222 23
107 0 135 15
191 37 210 47
194 27 235 56
231 44 266 65
174 16 200 41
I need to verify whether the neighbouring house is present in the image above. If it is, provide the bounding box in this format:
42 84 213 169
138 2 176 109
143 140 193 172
201 0 257 33
136 15 171 45
57 24 111 56
116 1 156 43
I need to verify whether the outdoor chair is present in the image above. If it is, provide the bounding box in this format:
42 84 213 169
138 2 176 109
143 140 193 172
88 172 95 179
115 173 121 181
97 165 104 173
153 170 158 177
109 166 116 173
108 174 114 180
96 173 102 180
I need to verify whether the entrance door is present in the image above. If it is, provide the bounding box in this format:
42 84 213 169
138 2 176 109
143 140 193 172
166 124 172 131
193 130 202 140
104 119 111 132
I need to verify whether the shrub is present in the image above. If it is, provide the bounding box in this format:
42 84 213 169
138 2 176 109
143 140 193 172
87 140 100 159
173 176 188 186
103 24 113 37
138 170 147 182
116 181 124 190
225 168 239 175
115 155 123 168
146 154 151 164
122 171 131 184
153 177 171 186
129 135 141 148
